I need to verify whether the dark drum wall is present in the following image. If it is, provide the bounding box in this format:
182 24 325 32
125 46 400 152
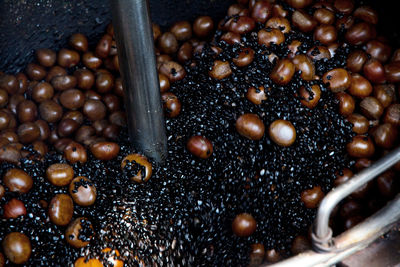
0 0 399 73
0 0 234 73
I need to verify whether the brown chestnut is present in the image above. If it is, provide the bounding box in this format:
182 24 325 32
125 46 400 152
246 86 267 105
269 119 296 147
346 135 375 158
298 85 321 109
270 59 295 85
65 217 93 248
121 154 152 183
3 198 26 219
69 176 97 206
300 185 324 209
48 194 74 226
161 92 181 118
2 232 31 264
3 168 32 194
232 213 257 237
90 142 120 161
64 141 87 164
236 114 265 140
322 68 351 92
187 135 213 159
209 60 232 80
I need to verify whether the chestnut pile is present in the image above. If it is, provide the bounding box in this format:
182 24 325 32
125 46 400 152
0 0 400 266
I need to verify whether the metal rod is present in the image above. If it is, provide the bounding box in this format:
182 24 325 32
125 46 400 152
313 146 400 250
110 0 167 163
266 195 400 267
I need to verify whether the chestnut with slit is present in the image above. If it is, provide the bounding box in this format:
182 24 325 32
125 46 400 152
298 85 321 109
246 86 267 105
270 59 295 85
265 16 291 33
65 217 93 248
233 47 254 67
69 176 97 206
159 61 186 82
64 141 87 164
292 54 315 81
257 28 285 47
121 154 152 183
322 68 351 92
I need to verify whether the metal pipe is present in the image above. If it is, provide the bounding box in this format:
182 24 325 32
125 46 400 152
110 0 167 163
266 195 400 267
313 146 400 250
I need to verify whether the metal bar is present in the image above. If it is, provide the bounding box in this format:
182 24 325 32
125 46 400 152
110 0 167 163
266 195 400 267
313 146 400 250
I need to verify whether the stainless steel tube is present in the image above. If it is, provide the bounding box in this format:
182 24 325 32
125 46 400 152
313 146 400 250
267 195 400 267
110 0 167 163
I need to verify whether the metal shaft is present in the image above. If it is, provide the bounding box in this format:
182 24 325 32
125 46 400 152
266 196 400 267
110 0 167 163
313 146 400 249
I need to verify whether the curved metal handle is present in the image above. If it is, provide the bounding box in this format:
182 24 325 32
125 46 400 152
267 194 400 267
313 146 400 251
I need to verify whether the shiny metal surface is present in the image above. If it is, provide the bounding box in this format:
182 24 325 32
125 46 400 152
340 223 400 267
313 146 400 250
110 0 167 163
267 194 400 267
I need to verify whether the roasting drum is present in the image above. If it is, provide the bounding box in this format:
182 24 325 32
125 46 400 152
1 0 400 266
